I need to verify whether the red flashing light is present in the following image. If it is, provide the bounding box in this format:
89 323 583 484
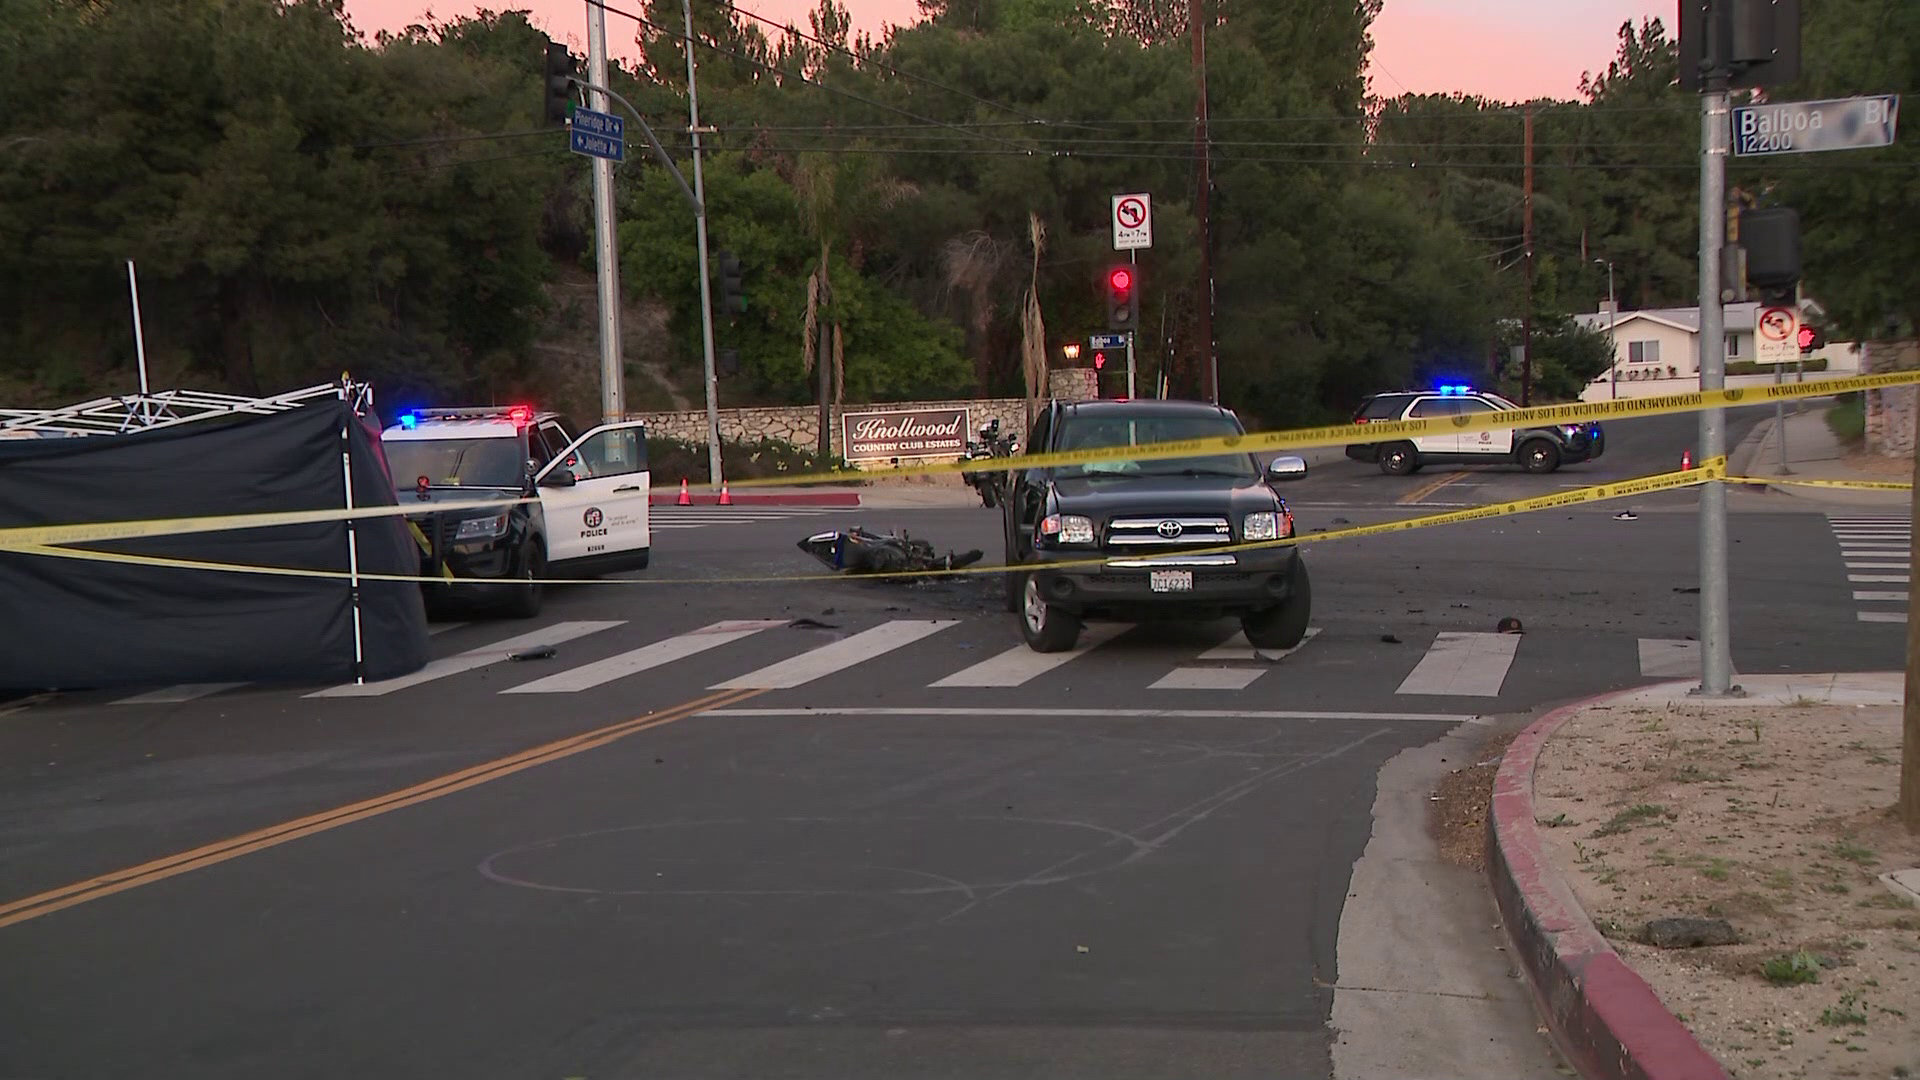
507 405 534 424
1108 268 1133 292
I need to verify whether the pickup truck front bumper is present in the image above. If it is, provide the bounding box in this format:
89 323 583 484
1023 545 1303 620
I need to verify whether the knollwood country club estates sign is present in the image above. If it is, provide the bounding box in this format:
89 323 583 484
842 407 970 461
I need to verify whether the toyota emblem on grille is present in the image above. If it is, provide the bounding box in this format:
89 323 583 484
1156 520 1184 539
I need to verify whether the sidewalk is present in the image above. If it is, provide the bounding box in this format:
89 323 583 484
1491 675 1920 1080
1730 398 1911 510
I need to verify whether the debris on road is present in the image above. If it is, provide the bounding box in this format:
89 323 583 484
508 646 557 661
796 526 983 577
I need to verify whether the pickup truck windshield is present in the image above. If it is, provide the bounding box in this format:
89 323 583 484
386 437 524 489
1052 414 1257 479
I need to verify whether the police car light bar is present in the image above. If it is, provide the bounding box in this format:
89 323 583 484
1436 384 1474 396
405 405 538 425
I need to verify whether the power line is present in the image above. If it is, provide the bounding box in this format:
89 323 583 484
585 0 1047 156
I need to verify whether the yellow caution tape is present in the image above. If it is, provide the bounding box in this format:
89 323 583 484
4 459 1725 586
1726 475 1914 492
0 367 1904 549
721 369 1920 490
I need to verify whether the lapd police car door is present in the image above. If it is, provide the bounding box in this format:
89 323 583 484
533 421 651 567
1455 398 1514 456
1406 397 1457 454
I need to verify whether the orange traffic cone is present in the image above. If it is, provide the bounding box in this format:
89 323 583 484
718 482 733 506
1681 449 1693 471
677 478 692 505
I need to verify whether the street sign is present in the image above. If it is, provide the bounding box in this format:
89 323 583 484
1755 305 1801 366
569 107 625 162
1112 193 1152 251
1732 95 1899 157
1088 333 1128 349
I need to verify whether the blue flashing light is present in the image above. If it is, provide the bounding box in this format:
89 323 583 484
397 412 418 429
1436 383 1474 396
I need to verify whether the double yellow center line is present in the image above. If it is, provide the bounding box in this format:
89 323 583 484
0 686 761 930
1397 471 1470 505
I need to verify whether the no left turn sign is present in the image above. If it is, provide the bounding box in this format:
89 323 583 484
1755 305 1799 367
1112 193 1152 251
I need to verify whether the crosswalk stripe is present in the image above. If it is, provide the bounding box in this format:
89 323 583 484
1854 591 1908 602
1395 632 1521 697
111 682 246 705
1847 561 1910 569
1850 574 1910 583
1637 638 1699 679
1151 667 1265 691
929 623 1128 688
307 621 623 698
1859 611 1907 623
712 620 959 689
501 620 788 694
1197 627 1322 662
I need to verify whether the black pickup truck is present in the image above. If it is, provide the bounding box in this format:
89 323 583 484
1000 398 1312 653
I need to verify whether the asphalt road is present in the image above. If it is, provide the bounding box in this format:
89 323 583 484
0 402 1901 1079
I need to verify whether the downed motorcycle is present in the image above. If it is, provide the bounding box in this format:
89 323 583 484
797 527 984 576
958 419 1020 508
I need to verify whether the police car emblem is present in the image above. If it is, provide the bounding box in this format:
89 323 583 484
583 507 604 529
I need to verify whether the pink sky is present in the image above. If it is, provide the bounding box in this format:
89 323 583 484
341 0 1665 103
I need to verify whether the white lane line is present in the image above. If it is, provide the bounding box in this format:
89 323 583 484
502 620 788 694
699 707 1478 723
712 620 960 689
929 623 1128 688
1151 667 1266 691
112 683 246 706
1637 638 1700 679
1198 627 1322 662
1395 632 1522 697
1837 541 1910 548
1847 562 1910 570
1859 612 1907 623
308 621 623 698
1850 575 1911 583
1854 591 1908 602
1843 552 1910 560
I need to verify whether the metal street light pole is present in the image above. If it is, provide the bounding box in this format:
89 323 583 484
586 1 625 428
1694 44 1738 698
683 0 723 488
1596 258 1616 400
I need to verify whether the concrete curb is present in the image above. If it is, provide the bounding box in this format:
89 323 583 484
649 491 861 507
1488 685 1732 1080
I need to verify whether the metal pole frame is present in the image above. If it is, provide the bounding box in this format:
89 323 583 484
682 0 724 487
126 259 152 424
1126 249 1138 400
586 2 625 429
336 384 368 685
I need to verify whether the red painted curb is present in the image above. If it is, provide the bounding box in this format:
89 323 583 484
1489 683 1731 1080
648 492 861 507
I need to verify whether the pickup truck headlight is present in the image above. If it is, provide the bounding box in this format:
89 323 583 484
454 513 509 540
1242 511 1279 542
1040 514 1096 546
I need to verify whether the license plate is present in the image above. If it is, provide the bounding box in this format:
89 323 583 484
1149 569 1194 593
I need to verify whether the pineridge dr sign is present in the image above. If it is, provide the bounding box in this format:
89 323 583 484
842 407 970 461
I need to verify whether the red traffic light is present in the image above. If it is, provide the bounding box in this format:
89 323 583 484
1797 325 1814 349
1108 268 1133 292
1093 351 1107 369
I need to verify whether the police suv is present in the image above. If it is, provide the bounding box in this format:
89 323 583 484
1344 384 1604 475
380 405 651 617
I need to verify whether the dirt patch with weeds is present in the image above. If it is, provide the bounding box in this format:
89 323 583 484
1431 731 1516 873
1533 702 1920 1079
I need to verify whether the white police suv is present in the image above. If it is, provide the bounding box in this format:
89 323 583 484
1344 384 1605 476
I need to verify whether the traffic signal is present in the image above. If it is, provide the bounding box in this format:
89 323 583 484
1105 265 1139 332
1798 323 1824 353
1678 0 1801 91
543 41 578 126
715 250 745 315
1092 350 1108 370
1742 205 1801 302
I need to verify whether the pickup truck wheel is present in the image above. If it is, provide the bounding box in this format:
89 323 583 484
1019 574 1081 652
1379 442 1419 476
1241 560 1311 650
1520 439 1561 474
504 542 546 619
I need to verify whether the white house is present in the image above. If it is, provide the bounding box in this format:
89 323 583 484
1571 301 1861 401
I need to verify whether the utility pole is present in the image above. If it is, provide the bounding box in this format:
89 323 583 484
682 0 723 487
816 280 832 459
586 2 624 427
1521 104 1534 407
1595 258 1617 400
1693 13 1737 698
1190 0 1215 404
1907 396 1920 831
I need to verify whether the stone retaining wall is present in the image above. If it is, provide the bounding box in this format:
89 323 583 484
1864 340 1920 458
629 369 1100 468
